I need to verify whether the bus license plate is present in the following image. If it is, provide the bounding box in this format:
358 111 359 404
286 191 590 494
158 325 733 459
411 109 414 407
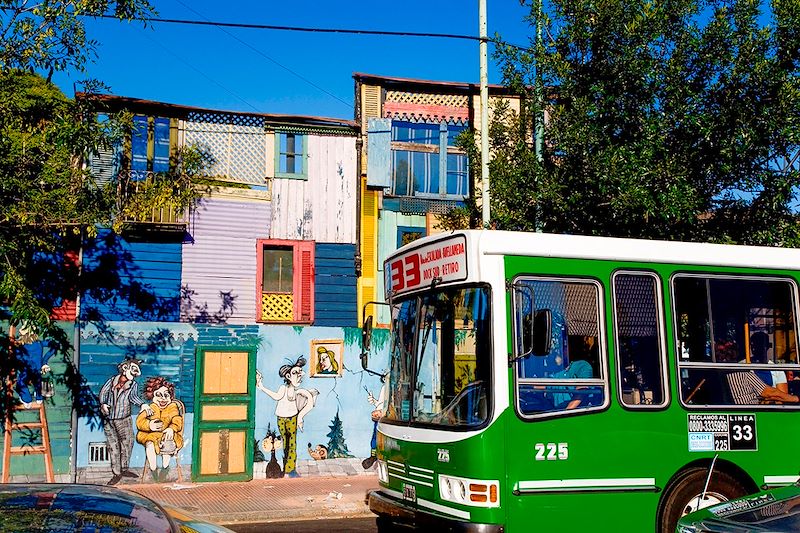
403 484 417 502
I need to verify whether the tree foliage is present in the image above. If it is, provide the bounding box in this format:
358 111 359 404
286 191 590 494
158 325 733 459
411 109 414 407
0 1 216 425
453 0 800 246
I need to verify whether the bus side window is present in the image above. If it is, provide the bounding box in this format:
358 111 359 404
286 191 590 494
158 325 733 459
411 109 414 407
613 272 667 408
515 278 607 417
674 275 800 407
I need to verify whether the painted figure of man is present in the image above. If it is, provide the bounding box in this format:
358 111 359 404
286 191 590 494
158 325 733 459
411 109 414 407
99 357 151 485
256 356 318 478
362 372 389 469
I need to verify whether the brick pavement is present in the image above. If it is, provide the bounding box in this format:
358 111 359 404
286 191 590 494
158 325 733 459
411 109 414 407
129 473 379 527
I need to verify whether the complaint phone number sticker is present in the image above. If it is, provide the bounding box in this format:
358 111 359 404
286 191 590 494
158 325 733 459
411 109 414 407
688 414 757 451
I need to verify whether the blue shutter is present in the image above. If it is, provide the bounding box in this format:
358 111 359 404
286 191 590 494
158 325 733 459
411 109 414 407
131 115 149 181
367 118 392 188
153 117 171 173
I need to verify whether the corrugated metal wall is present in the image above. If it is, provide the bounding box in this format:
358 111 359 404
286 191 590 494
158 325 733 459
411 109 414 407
81 230 182 322
270 135 357 244
181 196 272 324
315 243 357 326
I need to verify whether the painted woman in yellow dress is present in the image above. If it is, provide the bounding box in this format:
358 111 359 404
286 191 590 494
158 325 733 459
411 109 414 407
136 377 183 481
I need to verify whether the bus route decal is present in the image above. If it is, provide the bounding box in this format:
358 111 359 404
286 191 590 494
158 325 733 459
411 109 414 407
687 414 757 452
385 235 468 297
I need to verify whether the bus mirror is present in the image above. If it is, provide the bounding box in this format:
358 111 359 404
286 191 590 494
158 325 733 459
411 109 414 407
361 315 374 370
532 309 552 356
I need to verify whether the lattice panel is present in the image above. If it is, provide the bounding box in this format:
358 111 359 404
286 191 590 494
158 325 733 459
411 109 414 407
261 293 294 321
184 112 268 185
386 91 468 108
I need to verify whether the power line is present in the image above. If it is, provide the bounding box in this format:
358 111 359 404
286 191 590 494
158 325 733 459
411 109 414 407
96 14 485 43
168 2 353 111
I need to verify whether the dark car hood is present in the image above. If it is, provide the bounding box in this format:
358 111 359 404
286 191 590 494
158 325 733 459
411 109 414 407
0 483 176 533
679 486 800 532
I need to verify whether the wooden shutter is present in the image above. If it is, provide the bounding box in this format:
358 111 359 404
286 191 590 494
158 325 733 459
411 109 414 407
295 241 315 323
367 118 392 189
359 179 379 325
361 84 382 174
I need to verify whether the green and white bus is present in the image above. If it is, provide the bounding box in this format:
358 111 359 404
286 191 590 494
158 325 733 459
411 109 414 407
361 230 800 532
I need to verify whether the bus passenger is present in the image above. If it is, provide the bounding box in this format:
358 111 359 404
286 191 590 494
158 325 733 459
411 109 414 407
726 371 799 405
550 359 594 410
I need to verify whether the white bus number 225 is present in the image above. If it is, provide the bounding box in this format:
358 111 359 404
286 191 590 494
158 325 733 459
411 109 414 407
535 442 569 461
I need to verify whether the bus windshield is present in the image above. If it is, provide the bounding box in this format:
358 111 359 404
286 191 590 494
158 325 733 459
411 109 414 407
385 285 491 428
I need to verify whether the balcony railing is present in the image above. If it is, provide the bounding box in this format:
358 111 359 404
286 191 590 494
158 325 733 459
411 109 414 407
117 170 189 232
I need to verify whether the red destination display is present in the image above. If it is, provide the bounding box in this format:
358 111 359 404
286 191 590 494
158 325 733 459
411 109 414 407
384 235 468 297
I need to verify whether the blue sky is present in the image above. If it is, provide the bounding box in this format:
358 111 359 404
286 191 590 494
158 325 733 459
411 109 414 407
53 1 533 119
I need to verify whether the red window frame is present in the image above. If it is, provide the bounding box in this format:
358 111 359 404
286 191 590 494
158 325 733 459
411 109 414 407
256 239 315 324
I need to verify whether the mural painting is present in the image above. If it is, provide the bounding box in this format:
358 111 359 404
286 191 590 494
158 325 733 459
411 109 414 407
255 356 319 478
323 410 352 459
14 323 55 408
136 377 184 482
363 373 389 469
310 340 343 377
258 425 285 479
307 443 328 460
98 357 152 485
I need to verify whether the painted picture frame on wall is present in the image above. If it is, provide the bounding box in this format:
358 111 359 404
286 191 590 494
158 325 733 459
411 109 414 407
310 339 344 378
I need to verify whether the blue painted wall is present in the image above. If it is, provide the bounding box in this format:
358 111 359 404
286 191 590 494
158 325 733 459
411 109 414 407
81 230 182 322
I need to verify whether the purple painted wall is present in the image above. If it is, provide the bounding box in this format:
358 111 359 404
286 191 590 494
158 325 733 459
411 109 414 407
181 194 271 324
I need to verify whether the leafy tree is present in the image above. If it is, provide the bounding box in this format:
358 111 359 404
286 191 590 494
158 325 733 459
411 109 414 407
0 2 213 426
450 0 800 246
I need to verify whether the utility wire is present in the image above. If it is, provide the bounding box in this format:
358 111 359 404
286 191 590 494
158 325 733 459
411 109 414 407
139 31 262 113
96 14 487 43
169 1 352 110
92 13 531 51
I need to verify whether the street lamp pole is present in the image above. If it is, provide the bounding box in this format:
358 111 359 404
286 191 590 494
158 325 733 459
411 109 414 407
479 0 490 228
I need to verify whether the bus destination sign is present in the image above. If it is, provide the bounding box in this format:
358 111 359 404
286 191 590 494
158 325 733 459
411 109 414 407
687 414 757 452
385 235 468 297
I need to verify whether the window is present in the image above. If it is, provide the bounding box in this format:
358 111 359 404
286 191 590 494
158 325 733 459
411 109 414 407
391 121 468 199
673 275 800 407
257 239 314 323
130 115 172 181
613 272 668 408
275 132 307 179
514 278 607 417
384 286 491 427
396 226 426 248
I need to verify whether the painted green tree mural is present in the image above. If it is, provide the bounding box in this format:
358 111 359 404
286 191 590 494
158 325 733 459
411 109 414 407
325 410 353 459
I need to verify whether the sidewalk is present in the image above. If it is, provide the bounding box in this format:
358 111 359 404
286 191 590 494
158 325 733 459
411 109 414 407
129 472 378 527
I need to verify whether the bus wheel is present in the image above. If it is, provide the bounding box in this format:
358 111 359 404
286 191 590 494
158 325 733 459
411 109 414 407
658 467 747 533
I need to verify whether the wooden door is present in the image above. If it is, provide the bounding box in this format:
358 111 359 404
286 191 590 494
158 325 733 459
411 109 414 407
192 347 256 481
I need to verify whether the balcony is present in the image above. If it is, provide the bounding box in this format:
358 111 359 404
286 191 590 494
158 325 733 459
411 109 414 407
117 170 190 234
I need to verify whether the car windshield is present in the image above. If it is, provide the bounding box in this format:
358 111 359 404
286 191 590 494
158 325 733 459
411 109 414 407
384 285 491 427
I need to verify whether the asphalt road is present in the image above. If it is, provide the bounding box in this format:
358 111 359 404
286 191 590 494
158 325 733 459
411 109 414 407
228 516 377 532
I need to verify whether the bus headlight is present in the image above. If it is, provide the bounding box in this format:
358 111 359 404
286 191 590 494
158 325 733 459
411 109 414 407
377 460 389 483
438 474 500 508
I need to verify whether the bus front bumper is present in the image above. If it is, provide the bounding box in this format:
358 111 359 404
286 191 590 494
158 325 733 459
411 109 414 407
368 489 504 533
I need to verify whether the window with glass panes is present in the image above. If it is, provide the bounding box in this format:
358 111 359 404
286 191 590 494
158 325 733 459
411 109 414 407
275 132 307 179
391 121 468 199
257 239 315 323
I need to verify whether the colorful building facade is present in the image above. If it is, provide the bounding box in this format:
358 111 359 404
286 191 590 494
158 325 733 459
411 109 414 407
3 96 391 485
4 73 521 485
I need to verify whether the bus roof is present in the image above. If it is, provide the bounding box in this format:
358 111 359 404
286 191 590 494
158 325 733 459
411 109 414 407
414 230 800 271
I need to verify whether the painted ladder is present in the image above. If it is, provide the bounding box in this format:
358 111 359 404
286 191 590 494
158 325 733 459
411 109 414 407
2 402 55 482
